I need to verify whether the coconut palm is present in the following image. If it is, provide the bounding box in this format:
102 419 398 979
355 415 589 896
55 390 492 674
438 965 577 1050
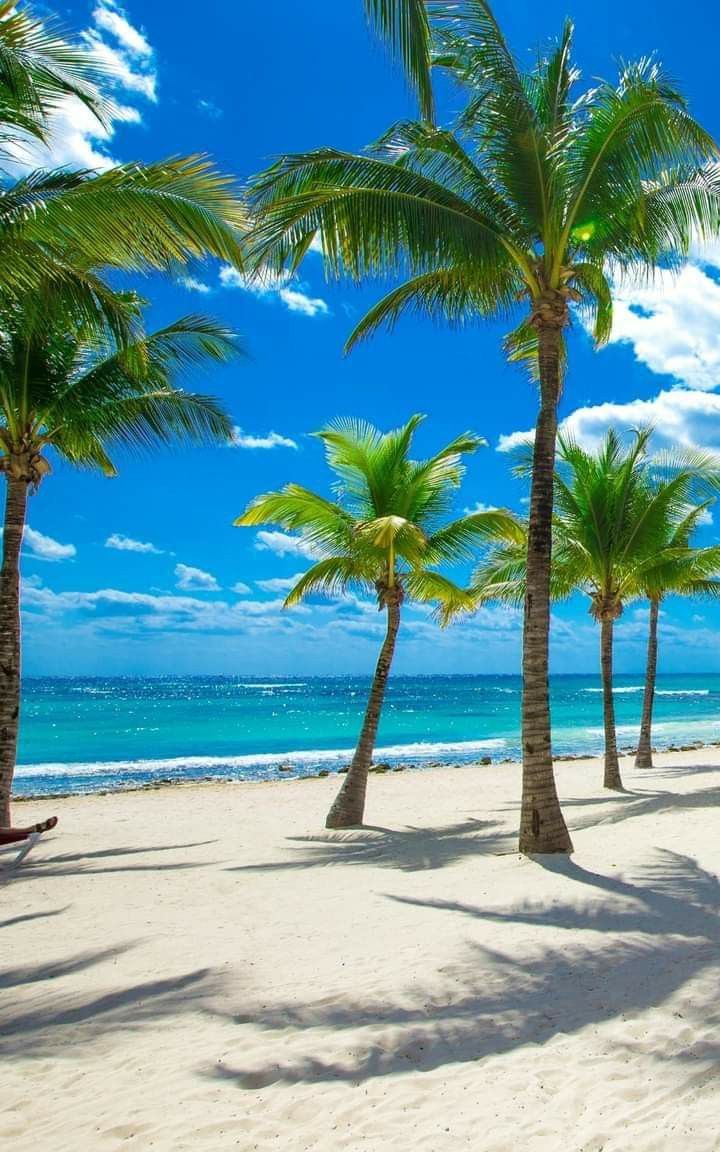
633 512 720 770
468 429 720 791
246 3 720 851
235 414 522 829
0 289 241 823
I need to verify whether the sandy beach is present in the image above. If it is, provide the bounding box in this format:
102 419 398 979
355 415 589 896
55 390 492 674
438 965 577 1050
2 749 720 1151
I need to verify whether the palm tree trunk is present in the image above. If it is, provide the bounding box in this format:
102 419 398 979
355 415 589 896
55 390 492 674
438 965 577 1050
0 475 28 825
601 616 623 790
519 311 573 854
326 591 401 829
635 597 659 770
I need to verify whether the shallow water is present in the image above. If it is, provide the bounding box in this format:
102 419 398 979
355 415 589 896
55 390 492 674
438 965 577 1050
13 673 720 797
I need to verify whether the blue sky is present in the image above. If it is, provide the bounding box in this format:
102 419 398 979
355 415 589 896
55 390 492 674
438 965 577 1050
16 0 720 676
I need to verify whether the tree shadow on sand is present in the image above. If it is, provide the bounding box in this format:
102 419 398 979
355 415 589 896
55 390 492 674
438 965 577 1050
227 817 513 876
209 850 720 1089
5 839 222 883
0 941 225 1059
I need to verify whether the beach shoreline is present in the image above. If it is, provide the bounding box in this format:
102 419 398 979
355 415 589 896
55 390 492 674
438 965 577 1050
10 734 720 802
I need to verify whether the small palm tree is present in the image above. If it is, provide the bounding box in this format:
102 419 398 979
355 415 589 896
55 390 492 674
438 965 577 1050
235 414 522 829
247 3 719 852
0 290 241 823
467 429 720 791
633 511 720 770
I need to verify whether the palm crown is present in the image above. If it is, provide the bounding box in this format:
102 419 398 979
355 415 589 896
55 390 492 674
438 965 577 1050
249 4 719 357
0 291 240 484
235 414 522 613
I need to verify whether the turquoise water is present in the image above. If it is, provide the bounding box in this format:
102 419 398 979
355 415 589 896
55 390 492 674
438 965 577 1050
13 674 720 797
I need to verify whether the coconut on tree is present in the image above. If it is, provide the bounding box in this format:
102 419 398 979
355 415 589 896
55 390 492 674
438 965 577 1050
0 287 242 824
246 2 720 851
235 414 522 829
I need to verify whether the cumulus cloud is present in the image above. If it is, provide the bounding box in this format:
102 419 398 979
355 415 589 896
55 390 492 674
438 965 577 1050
254 531 320 559
219 265 329 319
499 389 720 455
174 563 219 592
24 527 76 562
231 581 251 595
8 1 157 173
229 427 298 450
106 533 163 555
596 264 720 392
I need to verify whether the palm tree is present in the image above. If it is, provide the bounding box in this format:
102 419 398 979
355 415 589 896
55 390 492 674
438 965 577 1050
633 511 720 770
469 429 720 791
0 289 241 823
235 414 522 828
246 3 719 852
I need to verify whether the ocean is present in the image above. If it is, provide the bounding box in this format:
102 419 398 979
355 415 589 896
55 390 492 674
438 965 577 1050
12 673 720 798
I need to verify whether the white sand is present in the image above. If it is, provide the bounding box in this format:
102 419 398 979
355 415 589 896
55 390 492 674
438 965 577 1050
2 749 720 1151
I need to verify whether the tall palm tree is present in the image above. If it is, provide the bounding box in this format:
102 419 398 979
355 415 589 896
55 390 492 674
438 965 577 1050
246 3 719 852
633 510 720 770
235 414 522 828
0 290 241 823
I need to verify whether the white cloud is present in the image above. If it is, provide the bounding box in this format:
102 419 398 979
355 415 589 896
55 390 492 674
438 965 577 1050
219 265 329 318
256 572 307 593
277 287 329 317
229 427 298 450
463 501 498 515
231 581 251 595
106 533 163 555
179 276 212 295
598 264 720 392
174 563 219 592
254 531 320 559
8 1 157 173
500 389 720 456
24 527 76 562
92 2 152 57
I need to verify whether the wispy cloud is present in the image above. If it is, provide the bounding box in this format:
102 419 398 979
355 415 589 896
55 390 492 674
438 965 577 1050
219 265 329 319
24 527 76 562
106 533 163 555
174 563 219 592
256 572 307 593
230 427 298 450
197 98 223 119
179 276 212 295
254 531 320 559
